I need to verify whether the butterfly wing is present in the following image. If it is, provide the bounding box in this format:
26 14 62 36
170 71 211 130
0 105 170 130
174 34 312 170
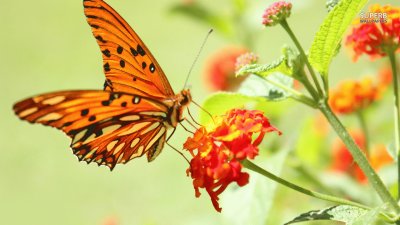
13 90 169 169
83 0 174 99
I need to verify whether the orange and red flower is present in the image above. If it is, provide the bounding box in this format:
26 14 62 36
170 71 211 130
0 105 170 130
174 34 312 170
184 109 280 212
346 4 400 61
331 130 393 183
378 65 393 87
203 47 248 91
328 77 382 114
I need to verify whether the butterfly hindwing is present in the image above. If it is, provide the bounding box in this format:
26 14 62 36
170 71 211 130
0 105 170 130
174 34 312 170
13 90 170 169
83 0 175 99
71 115 167 170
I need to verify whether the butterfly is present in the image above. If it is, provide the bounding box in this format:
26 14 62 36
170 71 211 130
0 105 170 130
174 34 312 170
13 0 192 170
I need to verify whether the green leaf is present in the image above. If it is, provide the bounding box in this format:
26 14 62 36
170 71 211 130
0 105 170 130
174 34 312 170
238 74 294 101
326 0 340 12
352 207 380 225
308 0 367 77
284 205 375 225
199 92 265 124
236 56 292 78
282 46 302 76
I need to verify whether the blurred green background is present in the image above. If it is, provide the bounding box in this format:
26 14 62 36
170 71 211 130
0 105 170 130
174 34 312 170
1 0 398 225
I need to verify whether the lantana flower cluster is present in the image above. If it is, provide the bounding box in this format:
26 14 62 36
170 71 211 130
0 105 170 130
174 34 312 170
184 109 280 212
346 4 400 61
203 47 248 91
262 1 292 27
331 130 393 183
235 52 259 72
328 77 383 114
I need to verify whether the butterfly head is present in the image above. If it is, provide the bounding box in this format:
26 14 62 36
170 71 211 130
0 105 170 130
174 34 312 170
179 89 192 107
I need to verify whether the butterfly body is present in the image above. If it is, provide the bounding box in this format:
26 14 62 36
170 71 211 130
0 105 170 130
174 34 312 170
13 0 191 170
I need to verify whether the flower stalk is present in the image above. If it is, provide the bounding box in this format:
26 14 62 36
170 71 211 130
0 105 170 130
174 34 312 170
280 19 325 97
242 159 370 210
388 51 400 200
356 110 370 155
319 101 400 214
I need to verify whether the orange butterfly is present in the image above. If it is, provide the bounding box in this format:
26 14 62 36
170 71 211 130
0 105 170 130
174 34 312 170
13 0 191 170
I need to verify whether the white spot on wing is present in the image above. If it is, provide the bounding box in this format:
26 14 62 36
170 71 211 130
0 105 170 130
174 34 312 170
72 129 87 144
116 153 125 163
141 122 160 135
36 113 63 122
130 138 140 148
120 115 140 121
82 133 96 144
114 143 125 153
145 127 166 151
129 146 144 161
118 122 151 136
139 112 167 118
42 96 66 105
133 96 140 104
107 140 118 151
19 107 38 117
83 147 99 159
102 125 121 135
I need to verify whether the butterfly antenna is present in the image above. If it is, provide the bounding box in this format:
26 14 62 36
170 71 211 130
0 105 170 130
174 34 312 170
183 29 213 89
192 100 215 124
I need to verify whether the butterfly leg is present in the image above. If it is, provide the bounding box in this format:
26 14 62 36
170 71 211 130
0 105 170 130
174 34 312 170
166 142 190 164
192 100 215 124
185 109 200 128
166 127 176 142
164 128 190 163
179 122 195 134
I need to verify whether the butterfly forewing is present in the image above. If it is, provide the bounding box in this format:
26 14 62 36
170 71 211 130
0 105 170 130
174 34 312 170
13 0 190 170
83 0 174 99
13 90 170 169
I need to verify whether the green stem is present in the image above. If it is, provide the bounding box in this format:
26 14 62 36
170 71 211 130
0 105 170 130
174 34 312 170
319 102 400 214
280 20 324 97
388 51 400 201
289 159 336 196
243 159 370 210
261 75 317 108
298 69 320 102
357 110 370 155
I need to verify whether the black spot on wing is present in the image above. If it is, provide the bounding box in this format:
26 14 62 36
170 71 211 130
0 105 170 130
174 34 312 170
104 63 110 72
63 122 73 127
102 100 110 106
137 44 145 56
95 35 107 44
149 63 156 73
102 49 111 57
95 129 103 137
117 46 123 54
81 109 89 116
130 47 138 56
120 60 125 68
